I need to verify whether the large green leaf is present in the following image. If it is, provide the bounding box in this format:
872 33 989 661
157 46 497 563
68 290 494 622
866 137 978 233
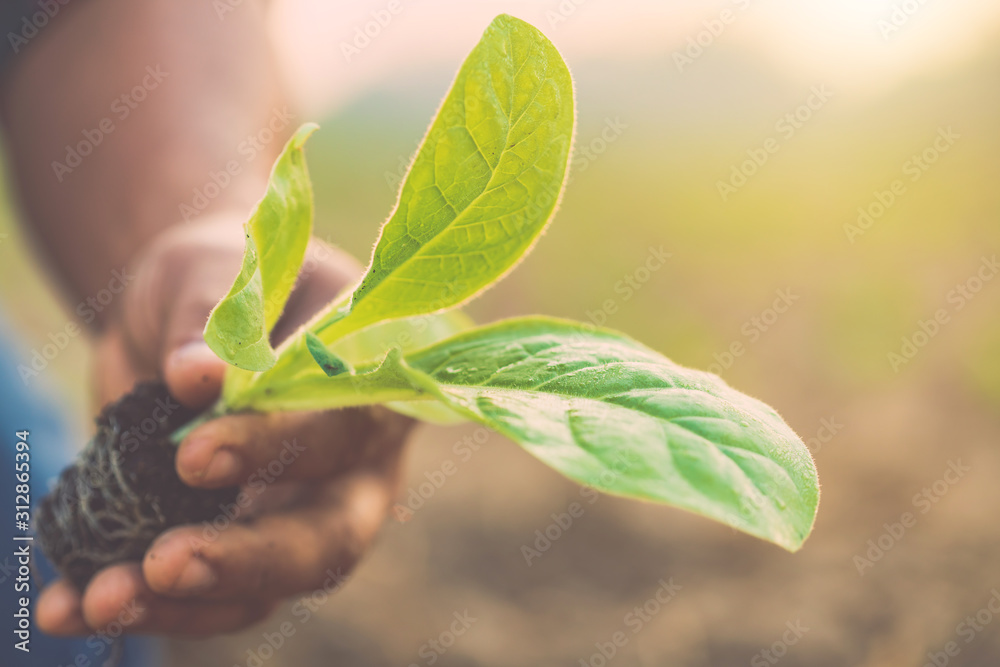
316 14 575 342
205 123 318 370
393 317 820 551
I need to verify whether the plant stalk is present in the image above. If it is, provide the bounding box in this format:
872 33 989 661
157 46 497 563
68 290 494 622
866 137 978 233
169 399 229 445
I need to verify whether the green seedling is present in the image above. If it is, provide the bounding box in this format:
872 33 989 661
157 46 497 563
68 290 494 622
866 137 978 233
38 15 818 590
204 14 819 551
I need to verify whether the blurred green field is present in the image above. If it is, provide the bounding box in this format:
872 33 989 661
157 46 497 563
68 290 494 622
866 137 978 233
3 35 998 418
2 22 999 667
303 41 1000 405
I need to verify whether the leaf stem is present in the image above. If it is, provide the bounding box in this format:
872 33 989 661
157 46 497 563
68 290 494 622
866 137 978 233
169 399 229 445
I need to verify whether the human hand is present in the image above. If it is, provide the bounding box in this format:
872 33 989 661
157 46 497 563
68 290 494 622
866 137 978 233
37 213 413 637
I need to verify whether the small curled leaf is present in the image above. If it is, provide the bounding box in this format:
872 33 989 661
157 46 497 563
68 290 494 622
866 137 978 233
204 123 318 370
306 332 352 377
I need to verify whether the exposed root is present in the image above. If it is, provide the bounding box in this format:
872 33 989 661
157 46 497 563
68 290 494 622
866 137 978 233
36 382 238 590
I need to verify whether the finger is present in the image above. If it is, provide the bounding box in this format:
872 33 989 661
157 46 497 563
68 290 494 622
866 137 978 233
118 216 243 407
155 243 237 407
143 466 399 600
93 325 146 406
123 227 361 408
176 406 411 488
37 580 90 636
159 240 358 407
81 564 275 637
163 341 227 408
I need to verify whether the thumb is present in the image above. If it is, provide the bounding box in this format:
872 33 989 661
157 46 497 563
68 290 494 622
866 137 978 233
120 217 245 408
162 340 227 410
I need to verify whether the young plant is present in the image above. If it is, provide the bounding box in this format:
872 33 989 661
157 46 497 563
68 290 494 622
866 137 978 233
39 14 819 588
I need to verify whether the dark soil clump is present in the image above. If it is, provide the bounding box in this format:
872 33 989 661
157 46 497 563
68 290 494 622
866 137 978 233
36 381 238 590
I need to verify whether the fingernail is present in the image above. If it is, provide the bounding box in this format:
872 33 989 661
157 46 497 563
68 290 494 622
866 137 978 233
167 341 216 372
201 449 241 485
176 436 213 480
172 557 216 595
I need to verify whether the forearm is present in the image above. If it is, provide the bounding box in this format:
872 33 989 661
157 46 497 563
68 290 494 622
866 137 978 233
0 0 289 323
